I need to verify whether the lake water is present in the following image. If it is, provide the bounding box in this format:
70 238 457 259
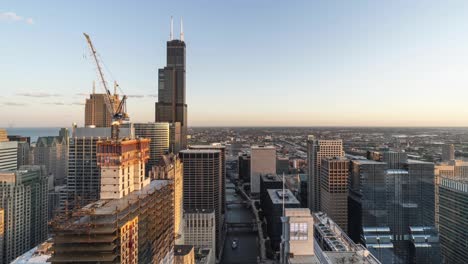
5 127 67 143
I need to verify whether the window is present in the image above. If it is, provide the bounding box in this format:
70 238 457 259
290 222 308 240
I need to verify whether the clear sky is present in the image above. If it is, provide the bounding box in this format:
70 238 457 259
2 0 468 127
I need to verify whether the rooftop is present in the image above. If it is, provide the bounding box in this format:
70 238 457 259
179 149 221 154
352 159 386 165
174 245 194 256
82 180 170 216
267 189 300 205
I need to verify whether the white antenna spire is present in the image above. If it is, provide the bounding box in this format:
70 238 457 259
170 16 174 40
180 17 184 41
92 80 95 94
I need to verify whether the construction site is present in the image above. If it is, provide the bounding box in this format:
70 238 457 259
49 179 174 263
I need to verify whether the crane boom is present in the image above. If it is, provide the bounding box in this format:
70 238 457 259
83 33 129 140
83 33 115 118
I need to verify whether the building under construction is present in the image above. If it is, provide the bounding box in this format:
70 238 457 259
50 137 175 263
50 180 174 264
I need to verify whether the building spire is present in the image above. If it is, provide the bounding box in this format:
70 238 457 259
170 16 174 41
180 17 184 41
92 80 95 94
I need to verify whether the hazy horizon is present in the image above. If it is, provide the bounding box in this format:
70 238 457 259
2 1 468 127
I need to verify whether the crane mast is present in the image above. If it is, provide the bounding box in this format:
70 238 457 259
83 33 129 140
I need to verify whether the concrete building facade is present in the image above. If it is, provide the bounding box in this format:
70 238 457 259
179 149 222 257
0 141 18 171
66 126 133 210
32 128 69 185
84 92 121 128
320 157 349 233
307 135 344 212
250 145 276 194
183 210 216 252
0 165 48 264
152 154 184 243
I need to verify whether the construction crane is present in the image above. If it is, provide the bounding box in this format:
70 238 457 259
83 33 129 140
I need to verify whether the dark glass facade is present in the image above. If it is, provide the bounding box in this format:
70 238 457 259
155 39 188 151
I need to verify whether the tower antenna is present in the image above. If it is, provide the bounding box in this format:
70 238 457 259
170 16 174 40
180 17 184 41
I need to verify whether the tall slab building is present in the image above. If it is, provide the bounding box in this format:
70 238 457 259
155 20 188 152
179 149 222 258
306 135 344 212
0 165 48 263
250 145 276 194
84 92 121 128
134 122 170 172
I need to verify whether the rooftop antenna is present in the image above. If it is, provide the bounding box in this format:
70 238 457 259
92 80 95 94
180 17 184 41
170 16 174 40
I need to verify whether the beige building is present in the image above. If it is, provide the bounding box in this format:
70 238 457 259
250 145 276 194
97 138 150 199
85 93 121 127
285 208 315 256
307 135 344 212
183 210 216 252
174 245 195 264
0 141 17 171
320 157 349 232
152 154 184 243
0 130 7 142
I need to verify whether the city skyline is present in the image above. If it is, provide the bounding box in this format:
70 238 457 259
3 0 468 127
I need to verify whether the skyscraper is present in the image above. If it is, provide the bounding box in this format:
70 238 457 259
66 126 133 209
437 176 468 263
84 91 121 128
152 153 184 244
156 19 188 151
250 145 276 194
442 144 455 161
32 128 69 185
189 144 226 214
179 149 222 258
51 134 174 263
0 140 17 171
134 122 170 172
319 157 349 232
0 165 48 264
348 159 394 263
306 135 344 212
384 158 439 263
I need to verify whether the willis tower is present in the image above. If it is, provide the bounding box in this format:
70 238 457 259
155 17 187 152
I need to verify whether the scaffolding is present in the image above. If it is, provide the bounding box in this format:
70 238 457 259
49 180 174 264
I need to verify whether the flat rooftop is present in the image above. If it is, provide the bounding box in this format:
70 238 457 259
267 189 300 205
81 180 170 216
352 159 386 165
179 149 221 154
189 144 225 149
174 245 194 256
251 145 275 149
261 174 282 182
407 159 433 165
